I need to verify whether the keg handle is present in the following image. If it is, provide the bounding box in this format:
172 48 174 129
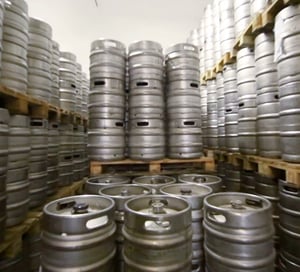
206 210 227 224
136 81 149 87
183 45 196 52
56 200 76 211
190 82 199 88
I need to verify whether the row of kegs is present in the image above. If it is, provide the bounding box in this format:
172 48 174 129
187 0 275 75
0 107 89 244
0 0 88 118
190 3 300 163
88 39 203 161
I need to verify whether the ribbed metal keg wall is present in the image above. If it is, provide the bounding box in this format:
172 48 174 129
0 1 4 73
224 64 239 152
166 43 203 158
73 124 86 181
0 0 29 92
50 41 60 107
250 0 273 18
216 73 225 149
128 40 166 160
27 17 52 103
204 193 275 271
237 47 258 155
75 62 83 113
213 0 222 65
206 79 218 149
200 84 208 148
0 108 9 242
29 118 48 208
275 4 300 163
81 72 89 119
6 115 30 227
255 32 281 158
204 4 215 71
59 51 77 112
224 163 241 191
88 39 126 161
234 0 251 37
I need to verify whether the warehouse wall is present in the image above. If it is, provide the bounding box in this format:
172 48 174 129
26 0 211 73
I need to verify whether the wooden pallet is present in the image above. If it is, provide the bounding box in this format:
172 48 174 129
90 154 216 177
213 150 300 185
201 70 216 82
213 51 237 74
0 85 87 126
0 180 85 258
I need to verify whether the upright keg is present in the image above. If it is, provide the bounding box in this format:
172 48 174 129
225 104 239 152
85 175 131 194
81 72 89 118
123 195 193 272
278 179 300 270
224 63 238 107
204 192 275 272
132 175 176 194
234 0 251 37
203 4 215 71
99 184 152 272
75 62 83 114
216 73 226 149
275 5 300 162
251 0 272 18
1 0 29 92
27 17 52 103
29 118 48 208
72 124 85 181
41 195 116 272
240 170 256 194
0 0 4 73
213 0 222 64
0 108 9 241
178 173 222 193
224 163 241 192
6 114 30 227
160 184 212 272
50 40 60 107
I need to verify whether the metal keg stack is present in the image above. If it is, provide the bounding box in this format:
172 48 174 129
59 51 77 112
237 47 258 155
47 121 59 196
223 64 239 152
198 22 206 77
58 122 73 187
250 0 273 18
88 39 126 161
99 184 152 272
6 115 30 227
73 124 86 181
27 17 52 103
41 195 116 272
200 84 208 148
216 73 226 150
206 79 218 149
160 184 212 272
219 0 236 56
81 72 89 119
166 43 203 159
240 170 256 194
203 193 275 271
203 4 215 71
234 0 251 38
0 0 29 92
29 118 48 208
224 163 241 191
255 32 281 158
0 1 4 69
275 4 300 163
0 108 9 242
278 179 300 272
213 0 222 65
128 40 165 160
123 195 193 272
50 41 60 107
75 62 83 114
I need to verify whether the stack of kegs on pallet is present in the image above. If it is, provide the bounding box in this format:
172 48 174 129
59 51 77 112
203 4 215 71
200 84 208 148
128 40 165 160
75 63 83 113
50 41 60 107
234 0 251 38
73 124 87 181
166 43 203 158
27 17 52 103
213 0 222 65
216 73 226 149
88 39 126 161
81 72 89 119
0 0 29 93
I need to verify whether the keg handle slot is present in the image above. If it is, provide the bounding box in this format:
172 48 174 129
274 94 279 100
56 200 76 211
86 216 109 230
136 81 149 87
183 45 196 51
245 198 263 208
281 185 299 196
190 83 199 88
137 121 149 127
30 120 44 127
239 103 244 108
183 121 195 126
51 123 58 129
144 220 171 231
94 80 106 86
226 109 232 113
207 211 226 224
71 84 77 89
115 122 124 127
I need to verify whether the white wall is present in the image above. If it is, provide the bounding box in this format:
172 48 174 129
26 0 211 74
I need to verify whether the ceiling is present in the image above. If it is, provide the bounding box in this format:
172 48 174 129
26 0 211 73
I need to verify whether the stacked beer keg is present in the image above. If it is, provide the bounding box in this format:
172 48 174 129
213 0 222 64
75 63 83 113
200 84 208 148
0 1 4 68
275 4 300 163
237 47 257 154
27 17 52 103
128 40 166 160
234 0 251 37
0 0 29 92
216 73 226 149
203 4 215 71
50 41 60 107
88 39 126 161
59 51 77 112
166 43 203 158
255 32 280 158
81 72 89 119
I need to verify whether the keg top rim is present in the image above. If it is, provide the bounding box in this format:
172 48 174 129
99 184 152 198
160 183 213 197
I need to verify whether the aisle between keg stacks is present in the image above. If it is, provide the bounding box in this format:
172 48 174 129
90 152 216 176
0 85 87 126
211 149 300 185
0 180 84 259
